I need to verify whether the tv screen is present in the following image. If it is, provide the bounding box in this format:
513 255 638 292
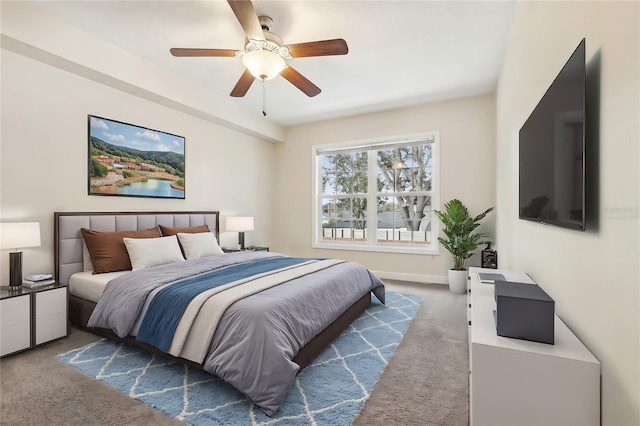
519 38 586 230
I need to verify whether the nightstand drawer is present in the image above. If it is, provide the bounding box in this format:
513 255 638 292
1 295 30 326
35 311 67 345
1 296 30 356
1 322 31 356
35 287 66 317
34 287 67 345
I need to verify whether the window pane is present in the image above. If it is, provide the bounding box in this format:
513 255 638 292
327 152 367 195
377 144 432 193
321 197 367 242
376 195 432 245
409 144 433 192
321 155 337 195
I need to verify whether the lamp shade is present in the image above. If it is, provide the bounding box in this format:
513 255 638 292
0 222 41 250
226 217 254 232
242 50 286 81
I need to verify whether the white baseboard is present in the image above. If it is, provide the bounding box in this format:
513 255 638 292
371 270 448 285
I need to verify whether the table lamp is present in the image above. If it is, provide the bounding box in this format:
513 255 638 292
226 217 254 250
0 222 41 289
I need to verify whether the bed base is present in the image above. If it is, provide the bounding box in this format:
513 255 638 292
69 292 371 370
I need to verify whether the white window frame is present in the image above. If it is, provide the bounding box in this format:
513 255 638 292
312 131 440 255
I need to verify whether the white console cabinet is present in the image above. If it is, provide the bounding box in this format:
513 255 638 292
468 267 600 426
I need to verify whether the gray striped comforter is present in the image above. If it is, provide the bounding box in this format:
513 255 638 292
88 251 386 416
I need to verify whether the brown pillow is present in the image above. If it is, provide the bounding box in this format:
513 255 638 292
158 225 211 256
158 224 210 237
81 227 161 274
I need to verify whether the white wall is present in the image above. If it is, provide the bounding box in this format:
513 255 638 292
273 94 496 282
496 1 639 424
0 48 275 282
0 1 284 143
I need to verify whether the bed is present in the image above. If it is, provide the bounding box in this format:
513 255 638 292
54 211 385 416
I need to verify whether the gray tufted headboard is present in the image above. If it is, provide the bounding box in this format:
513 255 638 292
54 211 220 285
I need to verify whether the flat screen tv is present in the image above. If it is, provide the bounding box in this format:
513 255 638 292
519 38 586 230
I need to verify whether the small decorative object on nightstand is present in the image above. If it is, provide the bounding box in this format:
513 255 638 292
0 222 41 289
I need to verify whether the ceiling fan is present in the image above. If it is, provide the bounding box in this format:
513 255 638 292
170 0 349 98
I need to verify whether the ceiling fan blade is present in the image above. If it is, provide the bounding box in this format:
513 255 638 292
230 69 255 97
227 0 265 41
287 39 348 58
170 48 236 57
281 66 321 97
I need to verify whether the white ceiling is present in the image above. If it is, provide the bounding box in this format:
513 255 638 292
28 0 517 127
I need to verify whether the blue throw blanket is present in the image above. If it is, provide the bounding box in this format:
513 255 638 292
136 257 313 351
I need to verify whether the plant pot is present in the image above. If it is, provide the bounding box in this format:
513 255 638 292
447 269 468 294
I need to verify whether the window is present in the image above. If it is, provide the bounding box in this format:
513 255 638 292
313 133 439 254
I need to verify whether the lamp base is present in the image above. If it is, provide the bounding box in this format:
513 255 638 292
9 251 23 288
238 232 246 250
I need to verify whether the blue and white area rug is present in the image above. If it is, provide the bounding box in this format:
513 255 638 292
58 291 421 425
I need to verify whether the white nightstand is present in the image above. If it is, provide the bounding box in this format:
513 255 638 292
0 283 68 357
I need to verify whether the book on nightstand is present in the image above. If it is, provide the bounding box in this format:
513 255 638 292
25 273 53 282
22 279 56 288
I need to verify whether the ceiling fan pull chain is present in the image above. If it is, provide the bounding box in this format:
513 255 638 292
262 79 267 116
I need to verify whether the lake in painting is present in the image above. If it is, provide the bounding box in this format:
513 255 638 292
116 178 184 198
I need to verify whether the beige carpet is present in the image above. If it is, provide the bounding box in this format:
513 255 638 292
0 281 468 425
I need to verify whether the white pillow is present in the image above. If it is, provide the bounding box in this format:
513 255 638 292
123 235 185 270
177 232 224 260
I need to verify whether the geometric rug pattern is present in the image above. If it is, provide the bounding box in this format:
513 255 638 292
57 291 421 426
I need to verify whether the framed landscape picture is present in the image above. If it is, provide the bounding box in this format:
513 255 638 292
88 115 185 199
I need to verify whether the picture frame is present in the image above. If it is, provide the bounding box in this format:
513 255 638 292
88 115 185 199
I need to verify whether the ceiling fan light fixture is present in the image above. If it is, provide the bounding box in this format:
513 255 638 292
242 49 286 81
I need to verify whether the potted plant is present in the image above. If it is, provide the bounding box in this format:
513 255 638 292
434 199 494 294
